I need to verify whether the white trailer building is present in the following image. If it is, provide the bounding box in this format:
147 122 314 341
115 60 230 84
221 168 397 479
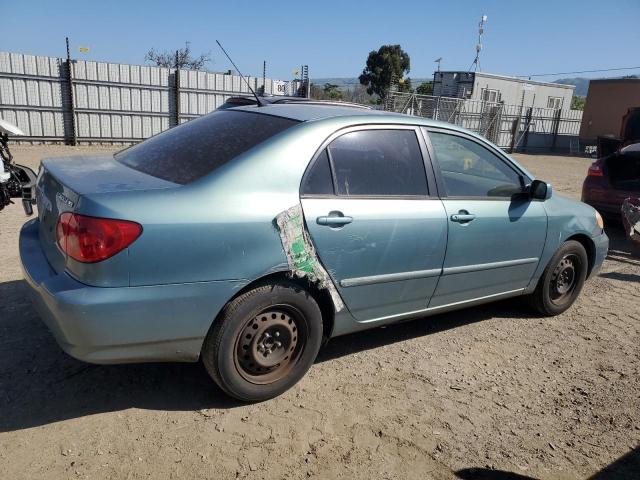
433 71 575 110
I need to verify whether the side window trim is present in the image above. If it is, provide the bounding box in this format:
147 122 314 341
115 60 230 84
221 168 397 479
325 147 339 194
422 127 530 200
300 125 436 199
417 126 444 198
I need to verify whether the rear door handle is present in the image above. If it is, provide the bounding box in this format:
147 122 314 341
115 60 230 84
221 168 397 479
317 212 353 226
450 211 476 223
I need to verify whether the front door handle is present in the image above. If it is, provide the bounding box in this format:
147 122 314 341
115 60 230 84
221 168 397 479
450 210 476 223
317 211 353 226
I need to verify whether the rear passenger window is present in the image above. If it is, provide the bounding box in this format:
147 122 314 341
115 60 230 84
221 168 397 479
301 150 334 195
328 130 428 196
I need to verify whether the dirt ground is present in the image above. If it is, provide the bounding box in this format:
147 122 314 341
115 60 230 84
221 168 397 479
0 146 638 480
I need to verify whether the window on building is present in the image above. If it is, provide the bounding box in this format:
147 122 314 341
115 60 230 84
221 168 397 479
547 97 562 109
481 89 500 103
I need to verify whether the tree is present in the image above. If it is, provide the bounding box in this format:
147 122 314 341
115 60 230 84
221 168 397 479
358 45 410 100
145 42 211 70
416 81 434 96
323 83 343 100
571 95 585 111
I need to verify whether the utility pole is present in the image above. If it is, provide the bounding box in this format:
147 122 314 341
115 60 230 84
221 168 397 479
262 60 266 95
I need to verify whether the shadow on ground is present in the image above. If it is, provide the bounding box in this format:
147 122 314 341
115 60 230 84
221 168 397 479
455 446 640 480
0 277 535 432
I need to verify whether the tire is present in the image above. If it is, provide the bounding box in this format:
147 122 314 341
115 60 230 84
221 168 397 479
528 240 588 316
201 280 323 402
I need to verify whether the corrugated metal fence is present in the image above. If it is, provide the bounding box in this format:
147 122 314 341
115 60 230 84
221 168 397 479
0 51 296 144
385 92 584 154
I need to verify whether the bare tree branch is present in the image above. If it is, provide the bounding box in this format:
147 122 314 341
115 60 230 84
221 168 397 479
145 42 211 70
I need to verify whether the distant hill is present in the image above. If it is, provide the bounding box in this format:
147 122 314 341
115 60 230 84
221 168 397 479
554 75 639 96
553 78 591 96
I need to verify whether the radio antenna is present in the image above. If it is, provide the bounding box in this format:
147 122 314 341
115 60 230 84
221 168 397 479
216 40 264 107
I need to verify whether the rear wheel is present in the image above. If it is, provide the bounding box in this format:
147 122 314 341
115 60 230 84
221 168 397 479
201 281 323 402
528 240 588 316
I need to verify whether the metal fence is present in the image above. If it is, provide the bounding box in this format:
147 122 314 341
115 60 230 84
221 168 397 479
0 51 298 144
384 92 584 153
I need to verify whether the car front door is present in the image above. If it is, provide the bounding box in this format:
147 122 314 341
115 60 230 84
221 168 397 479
300 126 447 322
424 128 548 308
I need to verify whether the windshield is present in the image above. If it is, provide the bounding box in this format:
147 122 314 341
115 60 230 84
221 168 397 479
116 110 300 184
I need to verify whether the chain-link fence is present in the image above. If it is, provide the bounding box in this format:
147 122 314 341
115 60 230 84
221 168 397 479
384 92 584 154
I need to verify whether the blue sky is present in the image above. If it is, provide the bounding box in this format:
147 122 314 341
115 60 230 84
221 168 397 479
4 0 640 81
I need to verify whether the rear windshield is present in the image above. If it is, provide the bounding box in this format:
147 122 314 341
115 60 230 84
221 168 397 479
115 110 300 184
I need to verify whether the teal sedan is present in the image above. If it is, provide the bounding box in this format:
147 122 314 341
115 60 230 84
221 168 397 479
20 103 608 401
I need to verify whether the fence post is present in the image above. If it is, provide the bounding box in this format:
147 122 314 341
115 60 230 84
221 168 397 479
168 68 180 128
170 50 181 128
551 108 562 152
174 67 181 127
62 37 77 145
522 107 533 152
434 96 440 120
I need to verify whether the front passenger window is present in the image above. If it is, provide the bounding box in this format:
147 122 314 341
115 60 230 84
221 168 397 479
428 131 524 198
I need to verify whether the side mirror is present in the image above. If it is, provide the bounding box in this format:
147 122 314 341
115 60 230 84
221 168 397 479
529 179 553 201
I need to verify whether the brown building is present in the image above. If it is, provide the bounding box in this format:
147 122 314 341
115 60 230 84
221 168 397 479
580 78 640 143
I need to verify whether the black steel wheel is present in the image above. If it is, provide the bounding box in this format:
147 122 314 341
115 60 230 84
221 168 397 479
201 281 323 402
549 254 579 305
235 307 305 384
528 240 588 316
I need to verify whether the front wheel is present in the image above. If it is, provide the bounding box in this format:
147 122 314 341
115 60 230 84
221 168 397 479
528 240 588 316
201 281 323 402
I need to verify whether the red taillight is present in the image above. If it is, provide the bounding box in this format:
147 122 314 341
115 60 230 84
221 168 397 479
587 160 604 177
56 213 142 263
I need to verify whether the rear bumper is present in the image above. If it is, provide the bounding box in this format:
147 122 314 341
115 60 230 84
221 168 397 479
19 219 247 364
582 177 632 218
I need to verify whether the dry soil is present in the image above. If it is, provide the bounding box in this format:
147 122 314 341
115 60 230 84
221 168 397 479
0 146 638 479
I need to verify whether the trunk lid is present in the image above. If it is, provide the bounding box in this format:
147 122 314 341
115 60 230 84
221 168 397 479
36 155 176 275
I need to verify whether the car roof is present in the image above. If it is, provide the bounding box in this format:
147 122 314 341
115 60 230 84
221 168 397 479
220 95 373 110
233 103 411 122
232 103 474 133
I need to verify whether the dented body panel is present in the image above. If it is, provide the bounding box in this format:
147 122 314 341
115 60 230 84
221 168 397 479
301 197 447 321
20 105 608 364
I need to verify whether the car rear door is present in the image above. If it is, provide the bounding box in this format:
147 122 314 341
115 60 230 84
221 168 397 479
300 126 447 322
423 128 548 308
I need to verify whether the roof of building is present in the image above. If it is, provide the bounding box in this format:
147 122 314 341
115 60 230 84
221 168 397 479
435 71 575 90
589 78 640 84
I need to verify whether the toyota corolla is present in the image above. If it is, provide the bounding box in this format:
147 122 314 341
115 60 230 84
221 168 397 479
20 103 608 401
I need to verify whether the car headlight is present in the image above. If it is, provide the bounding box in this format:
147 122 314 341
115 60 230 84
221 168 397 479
595 211 604 230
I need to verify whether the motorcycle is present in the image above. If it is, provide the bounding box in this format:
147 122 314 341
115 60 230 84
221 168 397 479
0 119 37 214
